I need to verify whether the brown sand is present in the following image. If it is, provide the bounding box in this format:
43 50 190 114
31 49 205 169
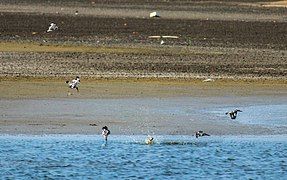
0 77 286 99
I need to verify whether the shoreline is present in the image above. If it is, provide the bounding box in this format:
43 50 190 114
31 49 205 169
0 78 286 136
0 0 286 136
0 76 286 99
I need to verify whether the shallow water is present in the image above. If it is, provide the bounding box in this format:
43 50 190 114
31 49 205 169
0 135 287 179
1 96 286 127
211 103 287 126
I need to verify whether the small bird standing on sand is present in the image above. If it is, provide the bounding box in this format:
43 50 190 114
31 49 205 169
102 126 111 141
66 76 80 92
145 135 154 145
195 131 210 138
226 109 242 119
47 23 58 32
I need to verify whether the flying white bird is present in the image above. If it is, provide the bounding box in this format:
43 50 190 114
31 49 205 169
47 23 58 32
66 76 80 92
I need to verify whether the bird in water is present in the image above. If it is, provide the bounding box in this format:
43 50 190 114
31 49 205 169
102 126 111 141
66 76 80 92
195 131 210 138
145 135 154 145
225 109 242 119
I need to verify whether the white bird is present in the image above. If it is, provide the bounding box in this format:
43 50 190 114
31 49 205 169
145 135 154 145
47 23 58 32
66 76 80 92
150 12 160 18
102 126 111 141
226 109 242 119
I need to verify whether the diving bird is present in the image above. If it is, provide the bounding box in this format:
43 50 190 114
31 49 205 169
145 135 154 144
66 76 80 92
47 23 58 32
195 131 210 138
225 109 242 119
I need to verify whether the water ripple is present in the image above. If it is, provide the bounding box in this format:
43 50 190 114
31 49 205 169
0 135 287 179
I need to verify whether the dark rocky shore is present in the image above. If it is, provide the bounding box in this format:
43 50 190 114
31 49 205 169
0 0 286 79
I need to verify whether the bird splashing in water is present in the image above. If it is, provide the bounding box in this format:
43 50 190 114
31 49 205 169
145 135 154 145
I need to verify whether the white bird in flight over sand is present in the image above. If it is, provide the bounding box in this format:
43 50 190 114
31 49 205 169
47 23 58 32
66 76 80 92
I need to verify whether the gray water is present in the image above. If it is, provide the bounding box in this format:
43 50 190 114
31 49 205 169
1 96 286 126
0 135 287 179
1 97 286 178
213 104 287 126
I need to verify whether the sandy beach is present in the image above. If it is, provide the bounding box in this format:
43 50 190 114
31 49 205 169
0 78 286 135
0 0 286 135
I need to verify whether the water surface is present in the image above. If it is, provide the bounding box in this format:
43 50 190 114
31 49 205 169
1 96 286 126
0 135 286 179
